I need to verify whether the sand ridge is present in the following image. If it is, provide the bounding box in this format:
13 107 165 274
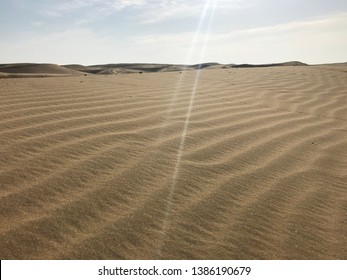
0 65 346 259
0 61 308 77
0 63 84 77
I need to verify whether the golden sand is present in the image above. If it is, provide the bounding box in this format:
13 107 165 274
0 66 346 259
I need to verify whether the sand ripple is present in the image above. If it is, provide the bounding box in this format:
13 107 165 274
0 66 346 259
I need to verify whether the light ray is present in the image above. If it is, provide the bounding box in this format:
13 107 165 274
155 0 218 258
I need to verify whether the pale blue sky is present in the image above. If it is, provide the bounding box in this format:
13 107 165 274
0 0 346 65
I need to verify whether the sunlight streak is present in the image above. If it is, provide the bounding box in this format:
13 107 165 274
155 0 218 258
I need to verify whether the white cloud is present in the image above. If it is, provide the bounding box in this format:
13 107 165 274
1 6 346 64
111 0 146 10
0 28 114 64
211 12 347 64
133 12 347 64
39 0 249 23
57 0 146 11
38 0 145 18
134 0 251 23
56 0 102 11
209 12 347 42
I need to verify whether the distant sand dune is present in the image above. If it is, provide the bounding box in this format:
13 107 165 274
0 65 346 259
1 61 307 77
0 63 84 77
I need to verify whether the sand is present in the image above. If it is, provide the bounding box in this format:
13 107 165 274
0 65 346 259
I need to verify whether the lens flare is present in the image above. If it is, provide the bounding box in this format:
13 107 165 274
155 0 218 258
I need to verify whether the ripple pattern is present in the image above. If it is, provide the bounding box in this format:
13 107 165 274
0 67 346 259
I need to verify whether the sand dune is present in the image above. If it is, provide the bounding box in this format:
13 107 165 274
231 61 307 68
63 62 224 74
0 63 84 77
1 61 306 77
0 65 346 259
63 61 306 74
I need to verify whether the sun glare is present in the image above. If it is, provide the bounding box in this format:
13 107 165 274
155 0 218 258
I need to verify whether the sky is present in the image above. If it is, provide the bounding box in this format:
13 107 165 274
0 0 347 65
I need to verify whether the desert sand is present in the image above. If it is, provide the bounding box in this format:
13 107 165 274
0 63 346 259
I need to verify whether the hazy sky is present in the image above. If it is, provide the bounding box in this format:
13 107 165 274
1 0 346 65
